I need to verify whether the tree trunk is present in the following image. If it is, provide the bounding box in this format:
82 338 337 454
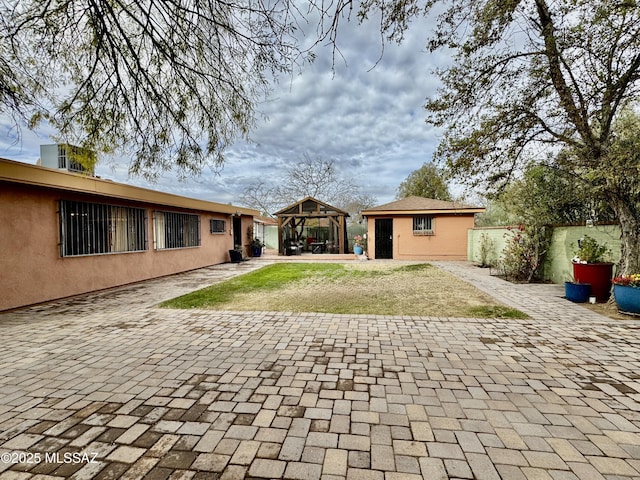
610 196 640 276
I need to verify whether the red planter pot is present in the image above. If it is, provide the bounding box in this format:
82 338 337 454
572 262 614 303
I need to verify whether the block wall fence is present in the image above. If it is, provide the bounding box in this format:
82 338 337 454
468 224 622 284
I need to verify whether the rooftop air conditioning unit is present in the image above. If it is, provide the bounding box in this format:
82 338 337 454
39 144 96 176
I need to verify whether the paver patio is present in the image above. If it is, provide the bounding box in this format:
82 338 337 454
1 259 639 480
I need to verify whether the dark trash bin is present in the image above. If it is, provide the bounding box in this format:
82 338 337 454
229 249 243 263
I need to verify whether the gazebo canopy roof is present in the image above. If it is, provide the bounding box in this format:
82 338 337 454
275 196 349 218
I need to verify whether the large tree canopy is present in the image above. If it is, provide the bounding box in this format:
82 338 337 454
417 0 640 189
477 162 617 227
396 162 452 200
0 0 299 178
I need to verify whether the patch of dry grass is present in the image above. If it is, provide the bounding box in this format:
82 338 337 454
162 262 527 318
584 300 640 321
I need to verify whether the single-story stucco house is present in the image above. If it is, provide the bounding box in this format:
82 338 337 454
361 196 485 260
0 157 258 311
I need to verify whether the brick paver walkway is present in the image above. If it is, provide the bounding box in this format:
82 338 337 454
1 260 639 479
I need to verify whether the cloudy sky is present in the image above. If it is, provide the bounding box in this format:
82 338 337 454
0 14 450 209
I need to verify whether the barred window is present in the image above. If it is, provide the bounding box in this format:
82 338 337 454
413 216 434 235
210 219 226 234
59 200 147 256
154 211 201 249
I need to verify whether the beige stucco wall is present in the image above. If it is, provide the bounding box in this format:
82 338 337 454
0 182 249 311
366 214 475 260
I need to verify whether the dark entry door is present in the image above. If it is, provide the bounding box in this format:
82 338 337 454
233 216 242 248
375 219 393 259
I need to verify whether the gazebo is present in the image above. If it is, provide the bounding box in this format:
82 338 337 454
275 196 349 255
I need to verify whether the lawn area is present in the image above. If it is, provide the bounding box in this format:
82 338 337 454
160 263 527 318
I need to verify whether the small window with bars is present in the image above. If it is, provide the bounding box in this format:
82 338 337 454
210 219 226 234
59 200 147 256
413 216 434 235
154 211 201 249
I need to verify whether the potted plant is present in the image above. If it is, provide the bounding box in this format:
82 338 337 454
612 274 640 316
572 235 613 303
229 245 244 263
353 235 364 255
251 238 264 257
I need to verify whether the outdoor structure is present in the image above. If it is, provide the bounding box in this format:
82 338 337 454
362 196 485 260
253 215 279 250
275 197 349 255
39 143 96 176
0 158 258 311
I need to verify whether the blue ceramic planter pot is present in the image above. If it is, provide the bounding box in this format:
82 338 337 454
354 246 364 255
565 282 590 303
614 284 640 315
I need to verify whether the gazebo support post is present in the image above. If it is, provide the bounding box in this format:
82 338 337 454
339 215 345 254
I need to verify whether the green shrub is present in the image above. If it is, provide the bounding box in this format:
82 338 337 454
502 225 551 283
572 235 610 263
478 233 497 268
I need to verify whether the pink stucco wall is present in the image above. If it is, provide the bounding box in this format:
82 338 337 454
366 214 476 260
0 183 248 311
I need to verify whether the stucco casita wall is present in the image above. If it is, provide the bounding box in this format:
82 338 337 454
366 214 476 260
0 182 251 311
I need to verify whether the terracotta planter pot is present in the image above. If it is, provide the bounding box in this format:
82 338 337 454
572 262 614 303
